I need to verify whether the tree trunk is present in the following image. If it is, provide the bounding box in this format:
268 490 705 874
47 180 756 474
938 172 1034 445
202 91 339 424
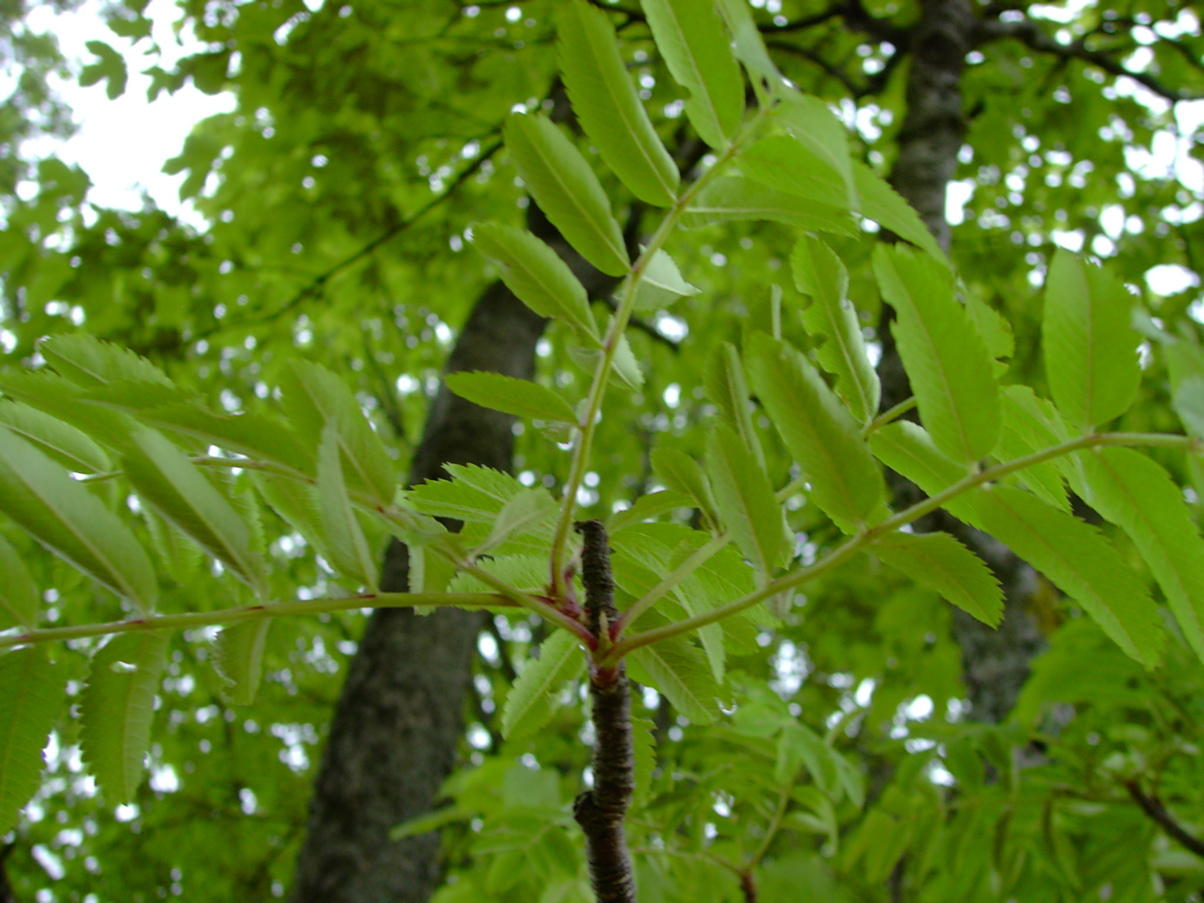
881 0 1045 722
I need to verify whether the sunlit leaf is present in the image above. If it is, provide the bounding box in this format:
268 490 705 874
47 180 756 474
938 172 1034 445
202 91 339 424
504 112 629 276
474 487 557 556
501 630 585 739
445 371 578 426
80 632 169 802
683 177 856 234
642 0 743 148
874 531 1003 626
703 342 764 468
705 424 790 578
0 401 111 474
874 244 1000 462
558 1 678 206
746 333 885 533
1043 249 1141 430
632 249 700 312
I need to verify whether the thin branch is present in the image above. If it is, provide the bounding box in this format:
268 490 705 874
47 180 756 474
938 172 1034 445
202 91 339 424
0 592 514 651
1125 779 1204 858
974 17 1202 103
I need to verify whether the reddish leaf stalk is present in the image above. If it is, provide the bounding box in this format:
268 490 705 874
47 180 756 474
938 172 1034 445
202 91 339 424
574 520 637 903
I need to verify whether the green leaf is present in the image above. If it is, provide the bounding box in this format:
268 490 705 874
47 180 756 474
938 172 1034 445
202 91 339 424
501 630 585 739
475 487 558 556
252 473 333 565
1043 249 1141 430
997 387 1070 511
123 427 268 595
792 236 880 423
407 464 527 524
0 649 64 834
136 403 315 478
968 486 1163 668
279 361 397 506
851 161 949 265
740 135 849 212
632 249 700 312
1080 447 1204 665
642 0 743 148
746 333 885 533
470 222 601 345
444 371 578 426
705 424 790 578
868 422 973 507
80 632 168 802
0 426 157 612
0 401 111 474
965 294 1015 364
558 1 679 206
213 620 272 706
873 531 1003 626
40 334 172 388
651 446 719 529
607 490 694 534
774 93 855 208
874 244 1000 462
631 716 656 806
703 342 764 468
316 423 378 589
683 177 856 235
504 112 629 277
0 372 137 451
0 533 40 629
628 629 720 724
714 0 780 85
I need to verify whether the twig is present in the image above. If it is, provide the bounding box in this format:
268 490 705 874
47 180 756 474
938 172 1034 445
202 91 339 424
1124 779 1204 858
573 520 637 903
974 17 1201 103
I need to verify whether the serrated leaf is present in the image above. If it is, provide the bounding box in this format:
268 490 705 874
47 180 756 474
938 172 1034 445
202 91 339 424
501 630 585 739
40 334 172 388
213 620 272 705
869 421 973 505
0 649 63 834
714 0 780 85
631 716 656 805
407 464 526 523
965 294 1014 363
316 423 378 589
851 161 948 264
683 177 856 234
628 631 720 724
447 554 547 595
445 371 578 426
740 135 849 211
124 427 268 595
746 333 885 533
80 632 168 802
504 112 629 277
775 93 855 208
558 1 678 206
610 327 644 390
136 403 316 478
279 361 396 506
705 424 790 577
0 371 137 451
1080 447 1204 664
874 531 1003 626
997 387 1070 511
632 249 700 312
968 486 1163 668
642 0 743 148
470 222 602 345
607 489 694 534
475 487 558 556
0 401 111 473
792 236 880 423
703 342 764 468
252 472 333 564
0 533 40 629
0 426 157 612
651 446 719 530
1043 249 1141 430
874 244 1000 462
1174 375 1204 437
